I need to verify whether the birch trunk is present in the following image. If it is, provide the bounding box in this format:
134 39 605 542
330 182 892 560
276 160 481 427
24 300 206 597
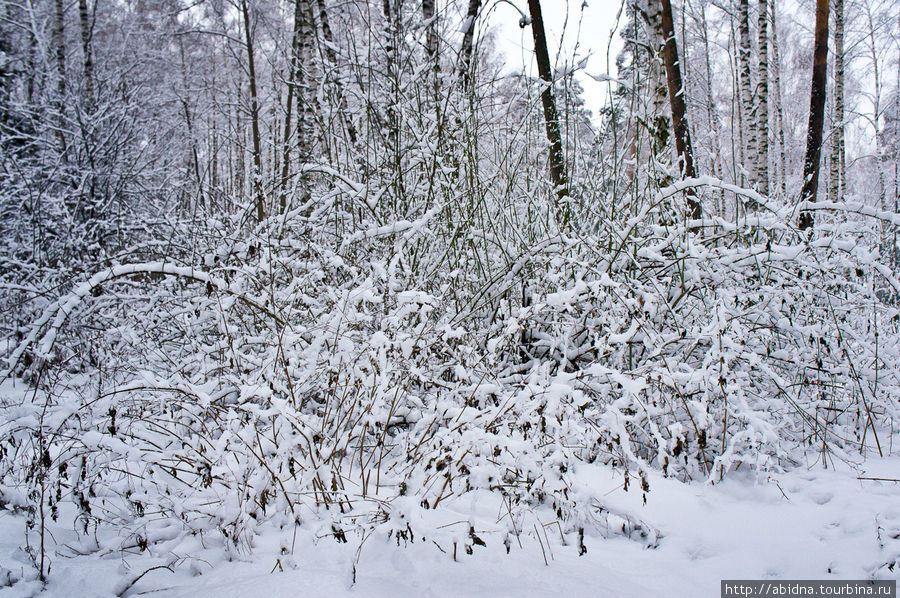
279 0 314 209
315 0 359 147
770 1 787 195
828 0 844 201
864 1 885 209
737 0 757 186
458 0 482 90
756 0 768 195
698 4 725 215
53 0 68 159
78 0 93 109
422 0 438 70
240 0 265 222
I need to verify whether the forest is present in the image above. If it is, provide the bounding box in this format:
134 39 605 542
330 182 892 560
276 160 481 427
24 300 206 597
0 0 899 594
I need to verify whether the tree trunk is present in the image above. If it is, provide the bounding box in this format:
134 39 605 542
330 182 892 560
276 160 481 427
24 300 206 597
177 37 202 197
737 0 756 186
297 0 317 164
383 0 406 212
526 0 569 210
458 0 482 90
659 0 701 219
421 0 441 115
798 0 830 231
25 23 36 105
731 20 746 187
315 0 359 148
240 0 265 222
698 3 725 215
422 0 438 70
756 0 768 195
864 2 885 210
770 1 787 195
53 0 68 159
828 0 844 202
279 0 306 209
636 0 669 162
894 42 899 270
78 0 94 108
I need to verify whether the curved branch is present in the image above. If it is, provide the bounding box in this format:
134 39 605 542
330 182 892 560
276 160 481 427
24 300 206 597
4 262 284 380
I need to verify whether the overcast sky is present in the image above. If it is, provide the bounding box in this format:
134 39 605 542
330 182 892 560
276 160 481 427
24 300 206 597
485 0 626 118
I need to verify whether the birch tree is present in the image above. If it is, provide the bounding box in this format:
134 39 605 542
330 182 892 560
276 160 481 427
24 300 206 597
756 0 769 195
458 0 482 89
279 0 317 209
828 0 844 201
770 1 787 195
240 0 265 221
737 0 756 186
53 0 68 159
78 0 94 108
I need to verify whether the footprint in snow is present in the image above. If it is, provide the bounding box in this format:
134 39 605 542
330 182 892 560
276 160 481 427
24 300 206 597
874 518 900 576
810 491 833 505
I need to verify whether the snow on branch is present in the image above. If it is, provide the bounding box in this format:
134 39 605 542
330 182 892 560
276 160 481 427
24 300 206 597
3 261 282 378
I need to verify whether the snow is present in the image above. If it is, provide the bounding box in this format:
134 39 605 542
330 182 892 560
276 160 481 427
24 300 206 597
1 452 897 597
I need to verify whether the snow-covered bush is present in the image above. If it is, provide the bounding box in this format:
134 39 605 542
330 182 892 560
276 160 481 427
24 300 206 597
2 173 898 582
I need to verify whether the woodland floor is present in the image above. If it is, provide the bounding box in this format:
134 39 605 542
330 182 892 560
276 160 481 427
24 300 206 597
2 424 898 598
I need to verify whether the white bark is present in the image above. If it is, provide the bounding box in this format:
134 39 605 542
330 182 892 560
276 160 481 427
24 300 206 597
737 0 757 187
756 0 769 195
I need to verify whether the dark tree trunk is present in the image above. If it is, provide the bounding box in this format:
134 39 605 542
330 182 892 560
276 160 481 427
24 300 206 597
526 0 568 211
659 0 701 219
798 0 830 231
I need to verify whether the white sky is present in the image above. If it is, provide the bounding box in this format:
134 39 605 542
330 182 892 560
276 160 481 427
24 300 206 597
485 0 626 117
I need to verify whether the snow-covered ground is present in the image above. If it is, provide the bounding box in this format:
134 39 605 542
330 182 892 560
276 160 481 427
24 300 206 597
3 448 898 598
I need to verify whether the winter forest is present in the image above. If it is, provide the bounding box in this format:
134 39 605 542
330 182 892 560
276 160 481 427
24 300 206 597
1 0 899 594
